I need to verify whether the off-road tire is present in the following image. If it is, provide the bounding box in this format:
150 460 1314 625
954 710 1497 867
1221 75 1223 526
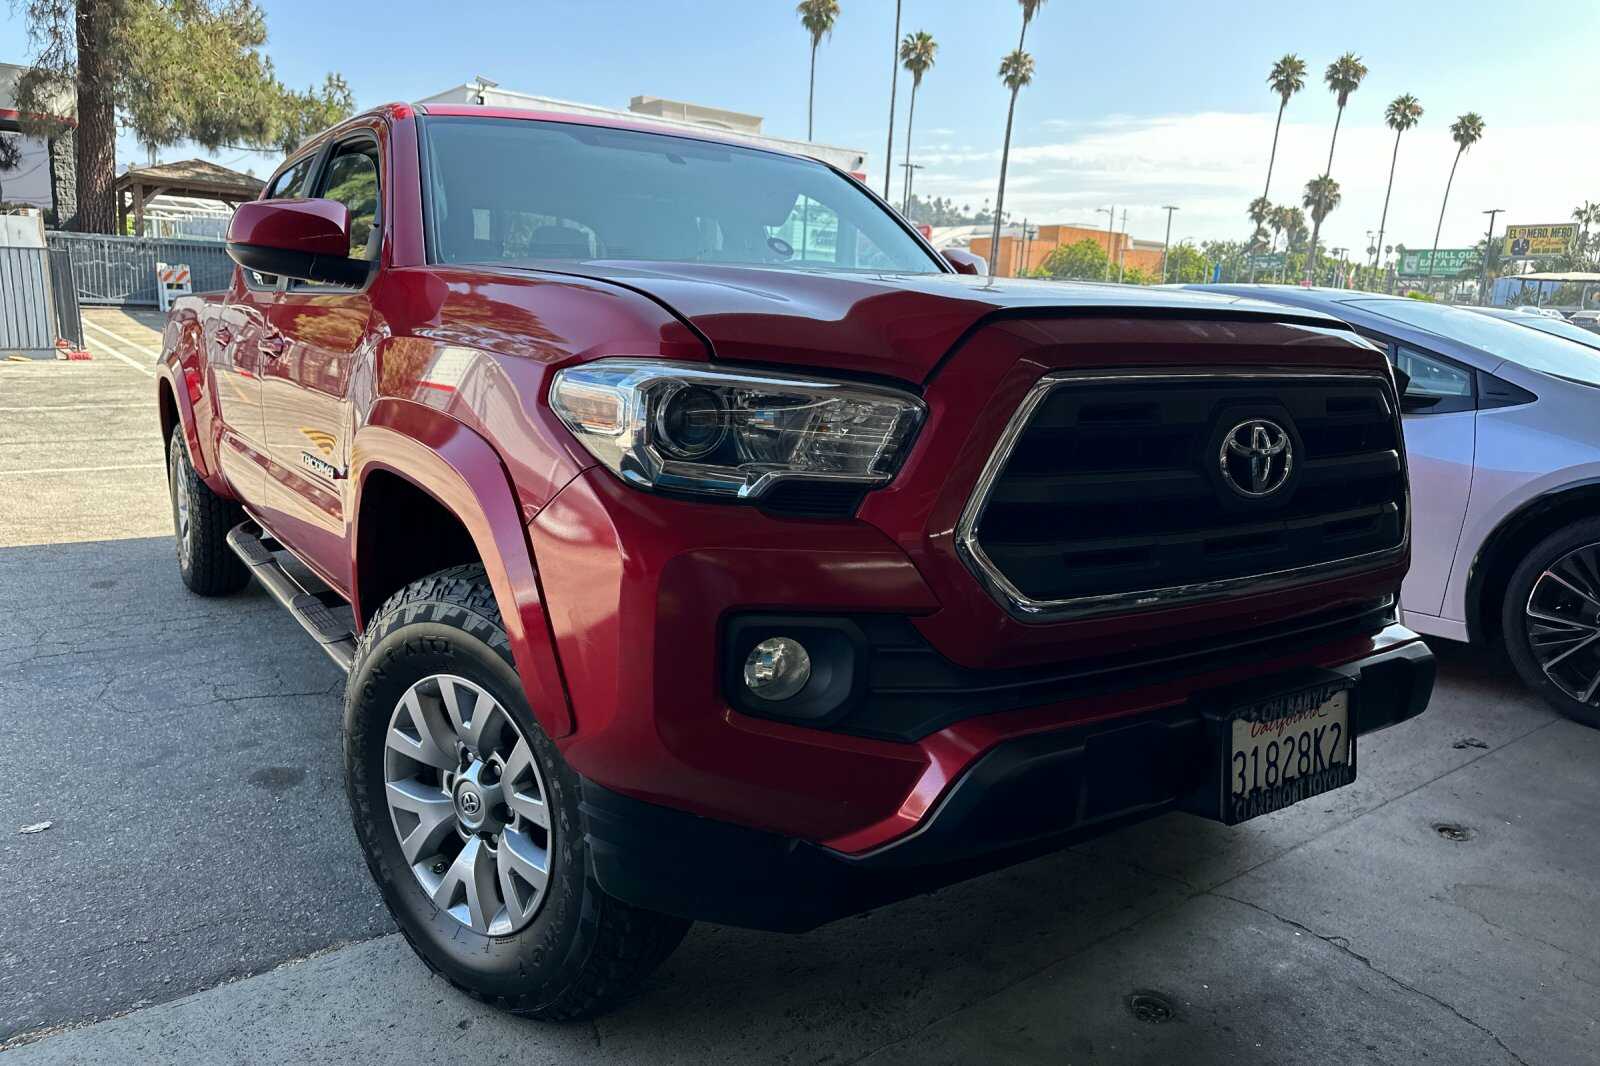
344 564 690 1020
1502 518 1600 729
167 431 249 596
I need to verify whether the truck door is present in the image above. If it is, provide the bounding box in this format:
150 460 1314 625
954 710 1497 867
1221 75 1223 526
212 152 324 511
257 132 382 594
207 277 272 509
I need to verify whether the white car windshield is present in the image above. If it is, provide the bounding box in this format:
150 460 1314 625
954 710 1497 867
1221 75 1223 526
1345 299 1600 387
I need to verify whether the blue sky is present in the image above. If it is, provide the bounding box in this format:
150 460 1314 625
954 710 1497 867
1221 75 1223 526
5 0 1597 250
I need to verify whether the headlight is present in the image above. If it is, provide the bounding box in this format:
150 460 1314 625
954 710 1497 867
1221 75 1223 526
549 359 925 499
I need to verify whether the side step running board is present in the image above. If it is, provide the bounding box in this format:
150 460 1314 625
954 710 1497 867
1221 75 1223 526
227 521 358 674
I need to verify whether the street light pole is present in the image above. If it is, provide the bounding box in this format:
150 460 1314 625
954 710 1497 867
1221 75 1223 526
1160 205 1179 283
898 162 924 217
1480 208 1504 306
1096 206 1115 281
1117 208 1128 283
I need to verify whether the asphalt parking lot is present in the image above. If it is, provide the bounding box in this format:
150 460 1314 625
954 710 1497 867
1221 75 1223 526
2 309 1597 1064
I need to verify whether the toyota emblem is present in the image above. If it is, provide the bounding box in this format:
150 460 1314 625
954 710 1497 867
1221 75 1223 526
1219 419 1293 498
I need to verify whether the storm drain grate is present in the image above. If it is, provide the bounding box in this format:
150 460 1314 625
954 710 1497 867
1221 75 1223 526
1125 989 1176 1023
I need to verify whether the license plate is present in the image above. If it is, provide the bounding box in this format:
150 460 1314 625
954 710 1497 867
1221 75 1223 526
1224 680 1355 824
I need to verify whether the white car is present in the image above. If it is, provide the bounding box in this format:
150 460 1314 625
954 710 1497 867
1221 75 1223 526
1514 304 1568 320
1197 287 1600 727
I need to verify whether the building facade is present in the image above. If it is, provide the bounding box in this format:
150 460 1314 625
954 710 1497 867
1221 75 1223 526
971 222 1166 279
1 61 77 229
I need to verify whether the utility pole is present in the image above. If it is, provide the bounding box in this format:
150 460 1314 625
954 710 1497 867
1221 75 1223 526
1096 205 1115 281
1160 205 1179 283
1020 219 1037 276
1117 208 1128 283
1480 208 1504 306
883 0 901 202
899 162 924 217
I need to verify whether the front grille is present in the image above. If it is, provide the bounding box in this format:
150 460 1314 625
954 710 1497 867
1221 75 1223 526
960 371 1406 618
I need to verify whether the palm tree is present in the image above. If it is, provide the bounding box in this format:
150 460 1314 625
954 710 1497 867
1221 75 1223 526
1429 112 1486 277
898 30 938 214
1303 177 1342 283
1573 200 1599 265
1248 195 1273 237
1017 0 1047 49
1261 54 1307 204
882 0 901 201
1268 205 1288 253
1305 52 1367 280
1374 93 1423 268
988 49 1036 277
797 0 841 141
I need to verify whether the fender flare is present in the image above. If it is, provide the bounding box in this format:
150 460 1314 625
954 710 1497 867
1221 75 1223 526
350 398 575 738
157 356 211 480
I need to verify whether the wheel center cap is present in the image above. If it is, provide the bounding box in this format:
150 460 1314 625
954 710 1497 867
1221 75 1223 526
454 784 485 826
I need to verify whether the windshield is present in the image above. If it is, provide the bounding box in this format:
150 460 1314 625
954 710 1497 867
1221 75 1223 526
420 116 942 275
1345 298 1600 386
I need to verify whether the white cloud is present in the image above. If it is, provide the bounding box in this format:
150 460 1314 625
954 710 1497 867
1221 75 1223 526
907 110 1597 251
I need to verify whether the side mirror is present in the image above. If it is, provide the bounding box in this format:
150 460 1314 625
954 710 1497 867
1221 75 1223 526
227 198 366 286
942 249 986 276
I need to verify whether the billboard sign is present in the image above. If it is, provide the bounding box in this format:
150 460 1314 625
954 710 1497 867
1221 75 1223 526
1397 248 1475 278
1249 252 1285 270
1503 223 1577 260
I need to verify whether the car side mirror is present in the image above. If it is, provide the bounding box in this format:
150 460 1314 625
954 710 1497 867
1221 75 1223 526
227 198 367 286
942 249 986 276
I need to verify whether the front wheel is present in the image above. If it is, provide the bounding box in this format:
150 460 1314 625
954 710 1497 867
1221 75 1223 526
343 564 689 1020
1502 519 1600 728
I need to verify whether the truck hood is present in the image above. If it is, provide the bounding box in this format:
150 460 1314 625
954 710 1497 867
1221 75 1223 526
498 261 1347 384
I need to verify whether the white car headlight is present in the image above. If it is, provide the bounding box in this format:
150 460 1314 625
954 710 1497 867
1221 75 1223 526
550 359 925 500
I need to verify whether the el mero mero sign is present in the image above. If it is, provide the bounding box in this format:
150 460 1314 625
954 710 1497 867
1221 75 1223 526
1503 223 1578 260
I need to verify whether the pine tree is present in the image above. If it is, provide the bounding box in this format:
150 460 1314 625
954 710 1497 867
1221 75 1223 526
13 0 354 232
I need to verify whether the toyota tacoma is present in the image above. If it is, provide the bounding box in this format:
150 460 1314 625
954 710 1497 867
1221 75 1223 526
155 102 1435 1020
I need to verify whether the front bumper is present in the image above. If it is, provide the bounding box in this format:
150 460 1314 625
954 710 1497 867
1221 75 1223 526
580 637 1434 932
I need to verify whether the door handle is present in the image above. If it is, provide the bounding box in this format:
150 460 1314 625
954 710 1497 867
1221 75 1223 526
214 326 233 346
260 335 288 358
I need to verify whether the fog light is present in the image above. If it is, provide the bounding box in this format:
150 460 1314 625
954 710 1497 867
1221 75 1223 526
743 637 811 701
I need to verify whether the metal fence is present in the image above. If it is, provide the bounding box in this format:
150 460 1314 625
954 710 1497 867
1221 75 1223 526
48 247 83 349
0 246 55 355
45 231 233 306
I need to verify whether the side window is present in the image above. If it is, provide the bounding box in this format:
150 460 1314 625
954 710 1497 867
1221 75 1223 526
317 140 381 263
266 155 316 200
1392 344 1475 414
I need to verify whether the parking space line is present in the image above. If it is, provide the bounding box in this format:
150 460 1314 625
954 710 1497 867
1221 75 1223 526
0 403 150 412
82 317 164 356
0 463 164 475
81 321 159 378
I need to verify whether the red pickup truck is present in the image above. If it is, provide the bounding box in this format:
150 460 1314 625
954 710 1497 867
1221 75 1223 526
157 102 1433 1020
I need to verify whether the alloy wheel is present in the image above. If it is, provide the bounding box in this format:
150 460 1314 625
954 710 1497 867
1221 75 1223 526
1524 542 1600 705
382 674 553 935
170 455 192 564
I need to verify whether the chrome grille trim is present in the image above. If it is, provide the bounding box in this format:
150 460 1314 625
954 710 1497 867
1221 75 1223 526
954 367 1410 623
